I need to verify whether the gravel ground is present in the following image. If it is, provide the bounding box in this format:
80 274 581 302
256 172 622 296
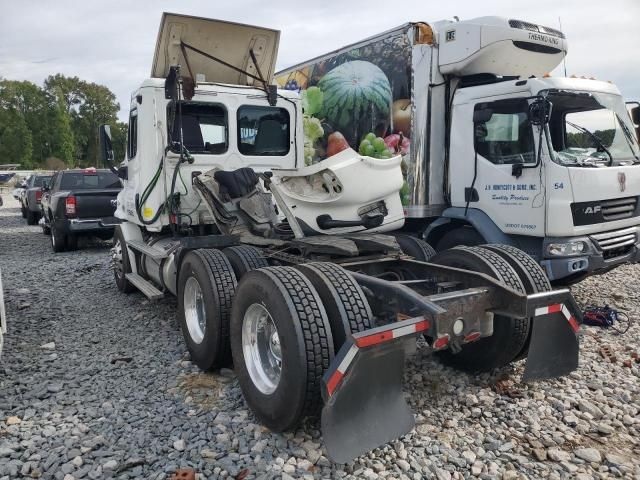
0 193 639 480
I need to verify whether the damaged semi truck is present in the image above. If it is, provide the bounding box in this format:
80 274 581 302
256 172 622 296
102 13 582 462
276 17 640 284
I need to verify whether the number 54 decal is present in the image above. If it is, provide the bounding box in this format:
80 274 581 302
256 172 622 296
554 182 564 190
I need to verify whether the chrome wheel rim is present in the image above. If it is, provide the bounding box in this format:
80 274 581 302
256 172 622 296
242 303 281 394
112 238 124 280
184 276 206 344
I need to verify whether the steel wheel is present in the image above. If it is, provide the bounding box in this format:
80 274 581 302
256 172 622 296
183 276 206 344
242 303 282 395
112 238 125 281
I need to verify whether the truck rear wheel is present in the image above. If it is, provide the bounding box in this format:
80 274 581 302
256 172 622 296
480 244 551 360
26 210 39 225
296 262 373 351
394 234 436 261
431 246 528 372
178 249 237 371
223 245 269 280
50 224 67 253
112 226 135 293
230 267 334 431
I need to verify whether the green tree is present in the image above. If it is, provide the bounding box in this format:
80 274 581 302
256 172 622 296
110 121 128 165
0 79 49 165
74 82 120 166
0 107 33 166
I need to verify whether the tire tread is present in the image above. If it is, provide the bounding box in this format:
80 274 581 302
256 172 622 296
263 266 332 417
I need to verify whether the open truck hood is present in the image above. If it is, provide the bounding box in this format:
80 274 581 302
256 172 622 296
151 12 280 86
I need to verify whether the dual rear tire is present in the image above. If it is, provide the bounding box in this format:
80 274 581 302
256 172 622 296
431 245 548 372
176 245 372 431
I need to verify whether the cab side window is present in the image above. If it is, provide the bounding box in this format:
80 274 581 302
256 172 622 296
474 99 535 164
128 110 138 159
237 106 290 156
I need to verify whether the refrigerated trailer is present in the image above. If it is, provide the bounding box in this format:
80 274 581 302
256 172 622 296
103 13 582 462
276 17 640 283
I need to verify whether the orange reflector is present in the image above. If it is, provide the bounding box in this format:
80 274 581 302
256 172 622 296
415 23 434 45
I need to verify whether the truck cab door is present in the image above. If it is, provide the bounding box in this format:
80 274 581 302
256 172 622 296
450 97 546 237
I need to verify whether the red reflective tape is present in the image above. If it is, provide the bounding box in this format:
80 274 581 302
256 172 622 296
326 370 344 397
433 335 449 350
567 315 580 333
355 330 394 348
464 331 481 343
415 319 430 332
548 304 562 314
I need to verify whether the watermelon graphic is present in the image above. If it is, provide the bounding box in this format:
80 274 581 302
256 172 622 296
318 60 392 144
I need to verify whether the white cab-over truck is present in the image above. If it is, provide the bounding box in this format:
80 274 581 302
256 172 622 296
276 16 640 283
101 13 583 461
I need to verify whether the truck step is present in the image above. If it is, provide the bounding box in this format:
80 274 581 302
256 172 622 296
125 273 164 301
127 239 170 260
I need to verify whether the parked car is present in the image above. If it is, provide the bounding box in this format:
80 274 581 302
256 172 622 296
40 168 122 252
12 179 28 200
21 173 53 224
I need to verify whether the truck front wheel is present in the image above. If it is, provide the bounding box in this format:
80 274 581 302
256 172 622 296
431 246 528 372
112 226 135 293
178 249 237 370
435 226 483 251
230 267 334 431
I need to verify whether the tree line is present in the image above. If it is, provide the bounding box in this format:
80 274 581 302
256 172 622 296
0 75 126 170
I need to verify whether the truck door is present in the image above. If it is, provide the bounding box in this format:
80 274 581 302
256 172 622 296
451 97 546 237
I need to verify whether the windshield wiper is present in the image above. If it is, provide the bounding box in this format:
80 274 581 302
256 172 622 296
615 113 640 163
566 120 614 166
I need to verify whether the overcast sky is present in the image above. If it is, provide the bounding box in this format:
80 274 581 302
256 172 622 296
1 0 639 122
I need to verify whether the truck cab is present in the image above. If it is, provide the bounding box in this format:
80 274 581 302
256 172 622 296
117 80 301 231
448 77 640 282
113 13 302 232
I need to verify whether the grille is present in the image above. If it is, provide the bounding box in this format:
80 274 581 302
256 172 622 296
601 197 637 221
591 227 637 259
508 19 565 39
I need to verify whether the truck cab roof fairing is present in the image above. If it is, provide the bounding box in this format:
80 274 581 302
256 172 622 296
151 12 281 86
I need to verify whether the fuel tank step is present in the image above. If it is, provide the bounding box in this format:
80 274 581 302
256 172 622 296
125 273 164 301
127 239 170 260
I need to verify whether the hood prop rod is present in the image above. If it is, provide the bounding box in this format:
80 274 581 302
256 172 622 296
179 41 276 105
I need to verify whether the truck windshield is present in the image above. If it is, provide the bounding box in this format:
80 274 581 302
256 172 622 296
33 176 51 187
545 91 640 167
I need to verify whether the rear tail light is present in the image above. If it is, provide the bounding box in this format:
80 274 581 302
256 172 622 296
35 190 42 203
65 196 77 216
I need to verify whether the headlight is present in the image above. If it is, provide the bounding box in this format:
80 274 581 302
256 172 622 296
547 241 587 256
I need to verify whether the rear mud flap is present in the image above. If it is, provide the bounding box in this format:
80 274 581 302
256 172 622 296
320 317 429 463
523 303 580 381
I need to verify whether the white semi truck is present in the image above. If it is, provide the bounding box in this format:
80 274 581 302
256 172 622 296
102 13 583 461
276 17 640 284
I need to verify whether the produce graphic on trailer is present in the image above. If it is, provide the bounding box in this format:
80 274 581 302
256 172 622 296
276 33 413 205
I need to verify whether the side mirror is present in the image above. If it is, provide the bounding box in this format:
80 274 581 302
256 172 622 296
528 98 553 126
99 124 114 165
473 108 493 124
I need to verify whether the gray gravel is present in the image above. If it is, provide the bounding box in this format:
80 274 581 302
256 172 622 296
0 193 639 480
